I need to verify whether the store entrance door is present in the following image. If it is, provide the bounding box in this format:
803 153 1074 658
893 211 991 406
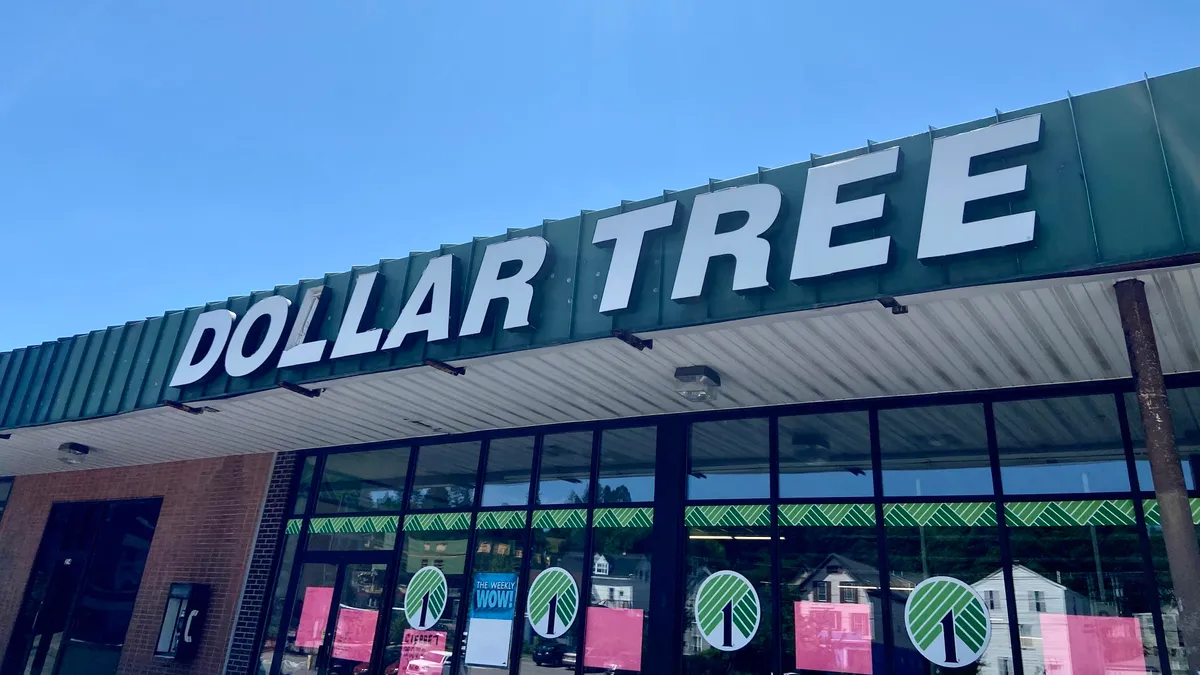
0 498 162 675
274 553 391 675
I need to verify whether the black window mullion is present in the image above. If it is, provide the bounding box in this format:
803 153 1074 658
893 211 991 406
987 401 1025 675
402 443 419 511
869 407 894 674
306 453 326 516
269 518 313 675
1117 393 1173 675
574 431 601 675
510 508 537 675
768 415 782 675
447 438 490 675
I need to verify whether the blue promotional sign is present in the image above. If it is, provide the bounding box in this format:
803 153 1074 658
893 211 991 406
465 573 519 667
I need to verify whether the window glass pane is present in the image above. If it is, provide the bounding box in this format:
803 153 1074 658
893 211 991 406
306 523 396 552
256 534 298 674
538 432 593 505
1009 508 1158 675
293 456 316 515
689 418 770 500
1146 516 1195 673
682 525 772 674
1127 390 1199 491
780 509 884 675
885 503 1016 673
280 562 338 675
880 404 993 497
997 395 1131 495
329 562 387 674
411 442 481 510
598 427 656 503
462 528 525 675
482 437 534 507
517 527 587 674
317 448 409 513
383 531 468 674
780 411 873 499
586 520 653 673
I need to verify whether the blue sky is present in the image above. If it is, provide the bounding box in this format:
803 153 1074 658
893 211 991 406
1 1 1197 351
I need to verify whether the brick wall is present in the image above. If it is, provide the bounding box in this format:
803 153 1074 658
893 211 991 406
0 453 275 675
223 451 295 675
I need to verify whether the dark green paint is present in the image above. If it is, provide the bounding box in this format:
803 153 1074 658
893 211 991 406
3 69 1200 431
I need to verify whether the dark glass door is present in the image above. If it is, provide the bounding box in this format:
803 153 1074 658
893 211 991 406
275 556 390 675
0 498 162 675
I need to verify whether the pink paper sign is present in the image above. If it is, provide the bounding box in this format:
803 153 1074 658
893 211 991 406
794 601 873 675
333 605 379 662
295 586 334 649
397 630 448 672
1039 613 1145 674
583 607 644 671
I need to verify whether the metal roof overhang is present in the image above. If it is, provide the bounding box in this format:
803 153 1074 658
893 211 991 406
1 263 1199 476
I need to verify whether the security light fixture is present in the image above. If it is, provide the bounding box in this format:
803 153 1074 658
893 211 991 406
612 329 653 351
424 358 465 376
58 442 90 465
279 381 322 398
674 366 721 402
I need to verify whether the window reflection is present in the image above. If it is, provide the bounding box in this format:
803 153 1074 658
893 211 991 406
689 419 770 500
462 529 525 675
996 395 1131 495
780 412 873 499
482 437 534 507
598 427 656 503
1008 515 1157 674
682 526 773 675
317 448 408 514
411 442 481 510
517 528 587 674
880 405 993 497
781 519 883 674
257 535 299 674
538 432 592 505
293 456 316 514
586 524 653 673
385 531 468 675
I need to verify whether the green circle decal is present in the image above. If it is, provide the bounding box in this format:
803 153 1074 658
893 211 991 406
694 570 761 652
527 567 579 638
903 576 992 668
405 566 448 630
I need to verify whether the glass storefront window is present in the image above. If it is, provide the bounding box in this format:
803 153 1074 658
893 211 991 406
462 528 525 675
411 441 481 510
481 436 535 507
1145 516 1193 674
538 432 593 505
779 411 873 499
885 503 1016 674
317 448 408 514
1007 505 1158 675
1126 390 1200 491
293 456 316 515
689 418 770 500
880 404 993 497
586 518 654 674
384 531 468 675
256 534 298 675
682 524 773 675
598 427 656 503
996 395 1132 495
517 526 587 674
780 507 884 675
305 517 397 552
279 562 339 675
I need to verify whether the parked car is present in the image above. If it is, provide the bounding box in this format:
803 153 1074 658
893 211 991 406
532 642 569 667
404 650 451 674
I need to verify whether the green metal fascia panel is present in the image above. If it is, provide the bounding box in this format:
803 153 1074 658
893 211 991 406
3 69 1200 431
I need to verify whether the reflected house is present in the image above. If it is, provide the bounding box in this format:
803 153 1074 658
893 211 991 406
971 565 1146 675
683 566 713 657
789 553 915 672
589 554 651 610
403 538 468 576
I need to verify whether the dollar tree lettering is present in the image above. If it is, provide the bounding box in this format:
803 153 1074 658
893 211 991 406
694 571 760 651
526 567 579 639
903 576 992 668
405 567 448 630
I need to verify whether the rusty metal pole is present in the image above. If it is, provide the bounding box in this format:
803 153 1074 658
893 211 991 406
1115 277 1200 674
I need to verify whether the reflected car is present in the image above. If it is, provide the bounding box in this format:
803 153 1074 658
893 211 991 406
532 643 569 667
404 650 451 674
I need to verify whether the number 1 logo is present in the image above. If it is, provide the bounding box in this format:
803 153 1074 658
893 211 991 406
903 576 991 668
694 570 760 652
405 566 448 630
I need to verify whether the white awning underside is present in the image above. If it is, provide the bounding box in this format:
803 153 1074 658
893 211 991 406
4 264 1200 476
